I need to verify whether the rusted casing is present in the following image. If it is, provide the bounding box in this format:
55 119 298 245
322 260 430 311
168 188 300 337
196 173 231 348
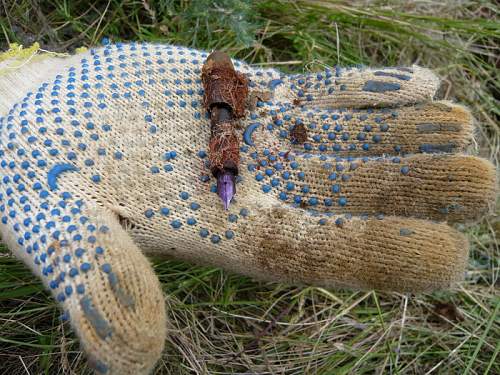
201 51 248 118
202 51 248 177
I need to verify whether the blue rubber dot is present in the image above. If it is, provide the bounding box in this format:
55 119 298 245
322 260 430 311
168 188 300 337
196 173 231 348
145 209 154 218
225 230 234 239
65 285 73 296
187 217 197 225
262 184 272 193
101 263 112 273
401 166 410 175
171 220 182 229
199 228 209 238
210 234 221 244
80 263 91 272
338 197 347 206
309 197 318 205
160 207 170 215
180 191 189 200
76 284 85 294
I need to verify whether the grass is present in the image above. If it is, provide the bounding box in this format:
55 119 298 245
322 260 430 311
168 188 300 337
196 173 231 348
0 0 499 373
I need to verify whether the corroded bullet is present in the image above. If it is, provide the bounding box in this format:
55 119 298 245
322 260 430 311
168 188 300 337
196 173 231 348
201 51 248 210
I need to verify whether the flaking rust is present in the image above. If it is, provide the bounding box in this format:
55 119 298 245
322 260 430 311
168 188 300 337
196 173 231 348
246 90 272 111
202 51 249 210
290 123 308 144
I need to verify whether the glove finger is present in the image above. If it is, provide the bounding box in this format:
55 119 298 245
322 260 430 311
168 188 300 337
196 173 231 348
274 65 440 109
0 188 166 374
234 207 468 292
251 153 496 222
269 101 473 157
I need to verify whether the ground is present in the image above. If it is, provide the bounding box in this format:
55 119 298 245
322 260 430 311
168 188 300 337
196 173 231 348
0 1 498 374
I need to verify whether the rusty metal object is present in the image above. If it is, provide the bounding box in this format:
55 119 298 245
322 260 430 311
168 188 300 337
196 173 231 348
202 51 249 209
202 51 248 118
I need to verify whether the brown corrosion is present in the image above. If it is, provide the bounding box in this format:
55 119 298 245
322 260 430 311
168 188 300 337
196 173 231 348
247 90 272 111
202 51 248 177
208 121 239 174
290 123 308 144
202 51 249 118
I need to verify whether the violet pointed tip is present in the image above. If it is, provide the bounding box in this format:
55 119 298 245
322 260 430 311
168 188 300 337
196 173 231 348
217 171 236 210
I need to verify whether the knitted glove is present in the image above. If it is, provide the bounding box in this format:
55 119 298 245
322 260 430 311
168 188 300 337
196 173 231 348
0 42 496 374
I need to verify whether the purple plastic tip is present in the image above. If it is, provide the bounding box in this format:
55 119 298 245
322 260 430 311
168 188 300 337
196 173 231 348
217 171 236 210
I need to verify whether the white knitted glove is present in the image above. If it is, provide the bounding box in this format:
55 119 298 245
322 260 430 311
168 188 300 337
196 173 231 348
0 42 496 374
